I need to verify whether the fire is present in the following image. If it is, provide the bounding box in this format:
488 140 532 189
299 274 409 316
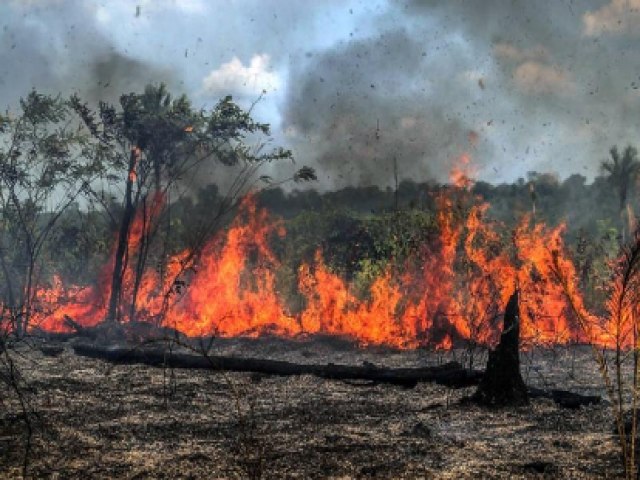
449 152 475 189
34 276 105 332
29 155 623 350
166 201 295 337
298 255 416 347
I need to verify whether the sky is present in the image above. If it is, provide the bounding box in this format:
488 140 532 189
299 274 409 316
1 0 640 189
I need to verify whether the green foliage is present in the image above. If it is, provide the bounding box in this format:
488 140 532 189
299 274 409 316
72 85 294 181
0 90 98 332
601 145 640 211
47 207 111 283
274 206 436 303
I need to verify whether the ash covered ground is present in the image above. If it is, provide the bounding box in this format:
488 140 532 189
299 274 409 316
1 338 621 479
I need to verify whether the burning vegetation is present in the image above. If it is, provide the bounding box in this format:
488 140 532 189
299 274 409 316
2 83 640 479
22 151 619 352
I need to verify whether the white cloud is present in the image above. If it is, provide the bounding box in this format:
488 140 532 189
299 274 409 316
95 5 111 25
202 54 281 97
583 0 640 36
513 61 575 96
158 0 207 14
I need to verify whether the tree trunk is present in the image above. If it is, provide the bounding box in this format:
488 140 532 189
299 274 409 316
21 255 36 335
472 288 529 406
107 148 139 323
129 195 150 322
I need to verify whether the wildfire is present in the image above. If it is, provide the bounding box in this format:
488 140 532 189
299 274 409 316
29 156 621 350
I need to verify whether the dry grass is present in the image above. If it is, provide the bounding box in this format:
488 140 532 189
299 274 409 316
0 338 623 479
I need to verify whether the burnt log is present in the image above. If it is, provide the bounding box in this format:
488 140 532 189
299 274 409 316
70 342 602 405
472 289 529 406
71 343 483 388
38 343 65 357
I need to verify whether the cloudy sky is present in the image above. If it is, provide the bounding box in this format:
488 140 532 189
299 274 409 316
1 0 640 188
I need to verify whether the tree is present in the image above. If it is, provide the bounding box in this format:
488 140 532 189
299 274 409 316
601 145 640 240
71 84 314 324
0 91 97 335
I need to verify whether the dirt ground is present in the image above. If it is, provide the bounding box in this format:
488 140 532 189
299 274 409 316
0 337 623 479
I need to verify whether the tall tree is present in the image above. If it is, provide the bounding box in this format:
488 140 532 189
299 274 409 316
71 84 312 324
601 145 640 239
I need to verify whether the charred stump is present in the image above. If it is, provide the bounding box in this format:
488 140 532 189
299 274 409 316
472 289 529 406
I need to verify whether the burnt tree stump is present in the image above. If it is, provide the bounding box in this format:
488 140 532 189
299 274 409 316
472 288 529 406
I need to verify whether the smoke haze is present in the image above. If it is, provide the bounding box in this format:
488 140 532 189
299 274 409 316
2 0 639 188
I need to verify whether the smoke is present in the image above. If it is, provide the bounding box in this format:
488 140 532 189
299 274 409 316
84 52 176 105
281 0 640 187
283 29 486 188
3 0 640 188
0 1 176 109
402 0 640 179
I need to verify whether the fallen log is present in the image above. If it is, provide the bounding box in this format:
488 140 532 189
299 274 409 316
70 343 605 406
72 343 483 388
39 343 65 357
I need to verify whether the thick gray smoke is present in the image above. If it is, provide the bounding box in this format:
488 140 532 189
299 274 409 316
402 0 640 174
281 0 640 186
0 2 176 109
3 0 640 187
283 30 483 187
84 51 175 105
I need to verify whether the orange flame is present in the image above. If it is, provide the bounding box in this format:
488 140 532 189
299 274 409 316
30 155 623 350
